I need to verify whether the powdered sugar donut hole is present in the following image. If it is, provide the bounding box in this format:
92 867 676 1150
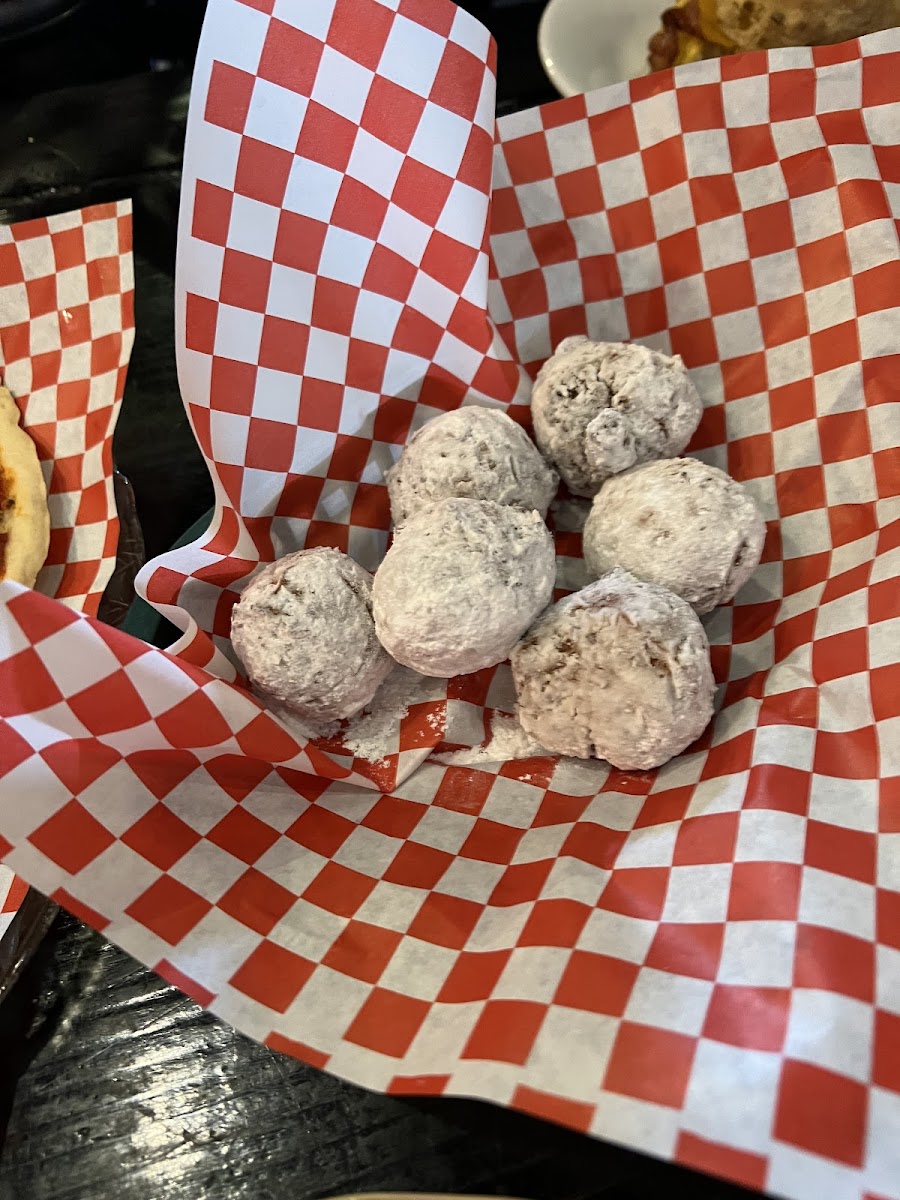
511 567 715 770
531 336 703 496
386 405 559 524
231 548 394 724
583 458 766 614
373 498 556 678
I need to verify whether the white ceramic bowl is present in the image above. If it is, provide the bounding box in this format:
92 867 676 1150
538 0 665 96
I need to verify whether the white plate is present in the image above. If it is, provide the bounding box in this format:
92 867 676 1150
538 0 664 97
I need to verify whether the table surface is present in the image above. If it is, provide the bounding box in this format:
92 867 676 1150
1 18 756 1200
1 914 757 1200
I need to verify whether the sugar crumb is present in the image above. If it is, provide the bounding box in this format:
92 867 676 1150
340 668 432 763
433 711 550 767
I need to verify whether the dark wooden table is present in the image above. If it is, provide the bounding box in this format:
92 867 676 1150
2 911 755 1200
0 23 757 1200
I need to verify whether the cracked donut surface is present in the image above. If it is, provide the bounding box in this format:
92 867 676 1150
511 567 715 770
231 547 394 724
373 497 556 678
583 457 766 614
386 405 558 524
531 336 702 497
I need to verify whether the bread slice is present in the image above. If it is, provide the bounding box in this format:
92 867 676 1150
0 385 50 589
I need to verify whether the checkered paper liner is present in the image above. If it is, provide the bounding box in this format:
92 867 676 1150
0 202 134 943
0 870 28 945
1 2 900 1196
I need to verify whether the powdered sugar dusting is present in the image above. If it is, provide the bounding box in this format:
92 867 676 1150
511 567 715 769
231 548 393 723
532 337 702 497
373 498 557 677
387 405 558 523
340 667 434 763
583 457 766 614
433 711 550 767
264 667 438 766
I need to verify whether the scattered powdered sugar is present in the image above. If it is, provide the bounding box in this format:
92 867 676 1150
340 667 433 764
263 666 434 765
433 711 550 767
257 697 339 744
373 499 556 678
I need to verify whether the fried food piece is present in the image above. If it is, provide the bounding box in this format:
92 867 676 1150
373 498 556 677
387 406 558 524
232 548 394 723
511 568 715 770
583 458 766 614
531 337 702 497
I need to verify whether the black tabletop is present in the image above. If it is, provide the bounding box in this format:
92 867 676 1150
1 916 755 1200
1 9 757 1200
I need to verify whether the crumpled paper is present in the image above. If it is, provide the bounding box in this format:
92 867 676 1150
1 5 899 1199
0 201 133 942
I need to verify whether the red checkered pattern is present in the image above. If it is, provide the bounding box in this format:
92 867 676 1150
1 5 900 1199
0 869 28 943
0 201 134 950
0 201 134 611
140 0 499 678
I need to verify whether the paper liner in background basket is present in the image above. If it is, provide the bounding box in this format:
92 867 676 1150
0 2 899 1197
0 202 134 943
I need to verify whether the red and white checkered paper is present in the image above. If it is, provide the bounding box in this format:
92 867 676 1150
0 201 134 941
1 2 899 1195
